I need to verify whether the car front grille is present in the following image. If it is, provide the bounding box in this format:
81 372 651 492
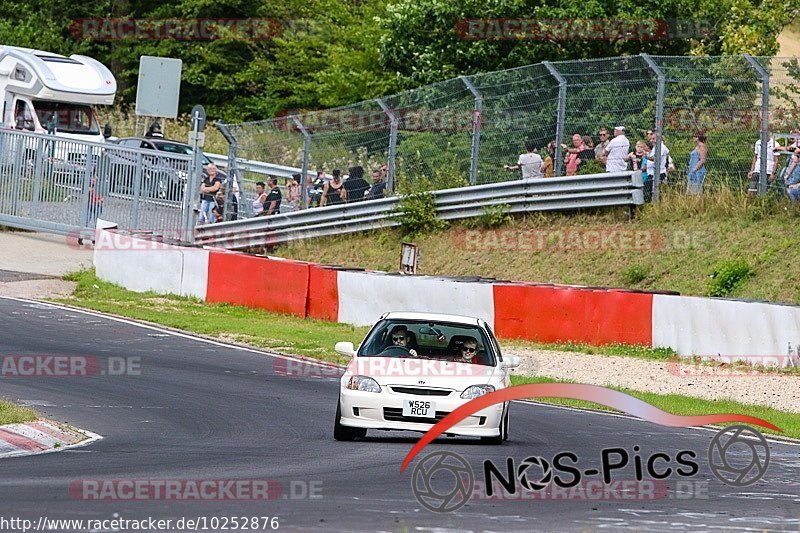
389 386 452 397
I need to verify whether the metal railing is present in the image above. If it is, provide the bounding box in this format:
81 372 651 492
0 128 189 239
195 171 643 249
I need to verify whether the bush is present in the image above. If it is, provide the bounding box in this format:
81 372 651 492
707 259 753 297
393 191 448 237
464 204 512 229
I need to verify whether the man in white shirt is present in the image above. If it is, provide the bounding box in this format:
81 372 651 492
504 139 543 180
748 135 777 195
603 126 630 173
645 129 670 183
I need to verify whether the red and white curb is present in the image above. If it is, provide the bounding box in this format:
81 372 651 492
0 419 101 458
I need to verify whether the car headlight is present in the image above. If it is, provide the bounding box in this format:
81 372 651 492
461 385 495 399
346 376 382 393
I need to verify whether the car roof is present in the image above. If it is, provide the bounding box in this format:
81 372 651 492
381 312 482 326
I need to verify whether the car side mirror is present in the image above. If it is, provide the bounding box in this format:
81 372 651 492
335 341 356 357
104 123 112 139
501 355 520 369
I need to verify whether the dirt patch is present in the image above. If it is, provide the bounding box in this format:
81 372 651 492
509 347 800 413
0 279 77 299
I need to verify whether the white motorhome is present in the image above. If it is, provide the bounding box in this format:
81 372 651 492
0 46 116 149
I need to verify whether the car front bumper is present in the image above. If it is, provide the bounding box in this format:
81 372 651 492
338 388 504 437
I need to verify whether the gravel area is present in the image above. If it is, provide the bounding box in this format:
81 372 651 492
0 279 76 299
508 347 800 413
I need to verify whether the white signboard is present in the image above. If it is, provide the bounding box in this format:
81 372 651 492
135 56 182 118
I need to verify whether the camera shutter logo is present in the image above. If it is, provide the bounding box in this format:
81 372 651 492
517 456 553 491
411 451 474 512
708 425 770 487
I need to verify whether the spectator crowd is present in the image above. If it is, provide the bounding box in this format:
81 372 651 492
199 127 800 224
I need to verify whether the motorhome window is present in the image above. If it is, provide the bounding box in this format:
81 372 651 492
37 56 81 64
32 101 99 135
14 101 34 131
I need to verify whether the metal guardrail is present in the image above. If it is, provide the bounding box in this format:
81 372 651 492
205 152 314 180
195 171 644 250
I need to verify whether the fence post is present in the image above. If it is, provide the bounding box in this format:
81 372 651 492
459 75 483 186
292 115 311 209
30 136 44 220
216 121 248 220
377 98 398 193
744 54 770 196
544 62 567 176
642 53 666 203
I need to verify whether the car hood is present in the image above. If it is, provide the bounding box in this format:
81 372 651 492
345 357 500 390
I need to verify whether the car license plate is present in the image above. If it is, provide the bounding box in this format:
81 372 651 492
403 399 435 418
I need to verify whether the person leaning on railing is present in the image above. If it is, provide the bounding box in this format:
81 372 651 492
504 139 543 179
783 145 800 202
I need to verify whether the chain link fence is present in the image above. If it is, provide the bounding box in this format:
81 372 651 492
219 55 800 210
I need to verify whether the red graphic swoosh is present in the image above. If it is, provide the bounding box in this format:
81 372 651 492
400 383 781 472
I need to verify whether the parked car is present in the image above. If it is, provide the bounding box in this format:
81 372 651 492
333 312 519 444
104 137 227 202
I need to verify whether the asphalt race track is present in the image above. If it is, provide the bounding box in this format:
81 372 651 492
0 297 798 532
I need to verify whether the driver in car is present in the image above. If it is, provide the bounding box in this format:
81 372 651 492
390 325 418 357
455 337 479 364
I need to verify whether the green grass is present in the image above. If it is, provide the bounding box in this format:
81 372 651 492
504 339 677 361
274 186 800 305
59 268 369 363
0 400 37 425
510 375 799 439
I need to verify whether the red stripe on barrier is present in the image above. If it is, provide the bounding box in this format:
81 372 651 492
206 251 310 317
493 284 652 346
307 265 339 321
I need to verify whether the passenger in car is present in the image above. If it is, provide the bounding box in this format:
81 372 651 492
455 337 480 364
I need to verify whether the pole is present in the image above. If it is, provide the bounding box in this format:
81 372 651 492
744 54 770 196
642 53 666 203
460 75 483 185
292 115 311 209
377 98 398 193
544 62 567 176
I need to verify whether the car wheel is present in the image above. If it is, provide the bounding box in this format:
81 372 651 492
481 404 507 445
333 399 366 441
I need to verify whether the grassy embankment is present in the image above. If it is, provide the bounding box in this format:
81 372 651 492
274 187 800 305
52 269 800 438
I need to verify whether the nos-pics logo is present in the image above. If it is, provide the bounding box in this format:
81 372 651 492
411 425 770 513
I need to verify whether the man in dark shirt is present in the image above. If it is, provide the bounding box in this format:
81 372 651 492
264 177 282 216
365 168 387 200
198 164 222 225
343 166 370 202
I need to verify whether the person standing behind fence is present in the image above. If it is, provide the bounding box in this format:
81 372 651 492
563 134 587 176
198 164 222 225
287 174 301 210
645 129 670 186
504 139 543 180
687 131 708 195
603 126 630 173
541 141 555 178
747 133 777 197
595 128 610 164
252 181 267 216
78 174 104 246
321 169 347 206
262 177 282 215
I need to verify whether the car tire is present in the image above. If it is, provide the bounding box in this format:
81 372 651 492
333 400 366 441
481 404 507 445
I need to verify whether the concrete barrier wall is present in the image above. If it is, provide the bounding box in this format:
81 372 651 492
93 229 800 359
337 271 495 327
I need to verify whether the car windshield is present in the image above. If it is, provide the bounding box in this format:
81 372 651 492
33 101 100 135
357 319 495 366
153 142 212 165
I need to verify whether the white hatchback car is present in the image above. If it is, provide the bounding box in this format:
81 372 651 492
333 312 519 444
